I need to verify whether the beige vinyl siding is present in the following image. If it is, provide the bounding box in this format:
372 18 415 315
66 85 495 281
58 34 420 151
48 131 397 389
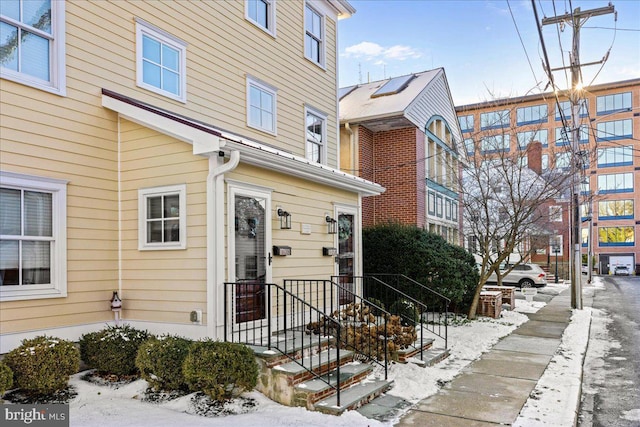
119 119 209 324
66 1 339 163
228 163 358 284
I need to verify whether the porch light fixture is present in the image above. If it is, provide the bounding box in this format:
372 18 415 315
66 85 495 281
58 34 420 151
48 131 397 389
326 215 337 234
277 208 291 229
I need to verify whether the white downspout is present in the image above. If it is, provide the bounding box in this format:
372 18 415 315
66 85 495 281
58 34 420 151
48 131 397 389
206 150 240 339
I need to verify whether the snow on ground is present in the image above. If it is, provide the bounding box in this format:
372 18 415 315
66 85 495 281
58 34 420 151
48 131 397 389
63 285 595 427
514 277 602 427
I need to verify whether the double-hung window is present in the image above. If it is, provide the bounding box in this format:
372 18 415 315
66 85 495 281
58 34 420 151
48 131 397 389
0 0 65 94
305 106 326 164
136 19 187 102
247 76 277 134
304 4 324 66
138 184 186 250
0 172 67 301
246 0 276 36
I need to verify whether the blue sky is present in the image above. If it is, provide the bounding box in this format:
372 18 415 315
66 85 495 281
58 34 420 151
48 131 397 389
338 0 640 105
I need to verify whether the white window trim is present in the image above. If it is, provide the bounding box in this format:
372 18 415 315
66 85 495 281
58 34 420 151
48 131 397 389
138 184 187 251
0 0 66 96
0 171 67 301
135 18 187 103
304 105 327 164
246 75 277 135
304 2 326 68
245 0 276 37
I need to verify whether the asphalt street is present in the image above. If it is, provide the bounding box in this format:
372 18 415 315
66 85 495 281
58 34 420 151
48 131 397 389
578 274 640 427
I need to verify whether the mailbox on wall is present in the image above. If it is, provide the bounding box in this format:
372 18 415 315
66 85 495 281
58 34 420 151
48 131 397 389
323 247 337 256
273 245 292 256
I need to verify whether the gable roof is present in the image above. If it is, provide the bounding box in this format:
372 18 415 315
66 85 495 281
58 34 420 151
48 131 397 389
339 68 463 143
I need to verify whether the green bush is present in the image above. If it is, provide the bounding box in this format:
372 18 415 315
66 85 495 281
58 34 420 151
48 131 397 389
0 360 14 396
183 340 258 401
79 325 151 376
363 223 479 313
389 299 420 326
4 336 79 395
135 335 191 391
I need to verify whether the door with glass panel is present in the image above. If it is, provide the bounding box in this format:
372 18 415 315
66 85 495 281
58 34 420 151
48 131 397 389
232 190 271 327
336 209 357 305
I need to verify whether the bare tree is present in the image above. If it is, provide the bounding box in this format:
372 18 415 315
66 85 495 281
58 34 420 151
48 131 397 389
460 109 573 319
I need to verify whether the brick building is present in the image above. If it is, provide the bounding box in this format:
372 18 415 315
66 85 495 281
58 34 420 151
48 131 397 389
457 78 640 275
339 69 464 245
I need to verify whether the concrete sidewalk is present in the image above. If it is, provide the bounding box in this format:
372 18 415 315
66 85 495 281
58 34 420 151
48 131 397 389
396 289 576 426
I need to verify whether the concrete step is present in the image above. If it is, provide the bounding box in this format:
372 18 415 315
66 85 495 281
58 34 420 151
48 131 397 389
313 378 394 415
250 331 331 368
397 337 434 362
273 348 354 385
293 361 373 407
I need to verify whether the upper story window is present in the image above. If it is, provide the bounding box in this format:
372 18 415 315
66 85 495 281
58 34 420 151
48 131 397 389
597 172 633 194
304 3 324 67
549 205 562 222
541 154 549 170
516 104 548 125
518 156 528 168
596 92 631 115
305 106 326 164
480 134 509 153
517 129 548 149
138 184 186 250
555 152 571 169
596 119 632 141
480 110 509 130
597 145 633 168
555 125 589 146
0 0 65 95
0 171 67 301
464 138 475 155
598 226 634 246
247 76 277 134
136 19 187 102
598 200 633 220
246 0 276 36
458 115 474 133
555 99 588 120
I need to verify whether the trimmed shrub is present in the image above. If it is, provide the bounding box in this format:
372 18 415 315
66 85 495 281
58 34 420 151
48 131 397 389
4 336 79 395
183 340 258 401
135 335 191 391
79 325 151 376
0 360 13 396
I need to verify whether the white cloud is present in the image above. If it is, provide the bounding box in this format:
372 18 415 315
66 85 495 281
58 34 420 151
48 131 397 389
343 41 422 62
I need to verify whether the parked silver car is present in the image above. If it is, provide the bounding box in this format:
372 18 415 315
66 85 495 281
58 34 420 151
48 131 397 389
487 263 547 288
614 266 630 276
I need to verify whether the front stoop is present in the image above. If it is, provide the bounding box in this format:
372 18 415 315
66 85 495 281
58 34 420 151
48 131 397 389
313 378 394 415
397 338 434 363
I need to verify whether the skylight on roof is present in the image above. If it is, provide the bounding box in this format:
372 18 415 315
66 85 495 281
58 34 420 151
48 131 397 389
371 75 415 98
339 85 357 100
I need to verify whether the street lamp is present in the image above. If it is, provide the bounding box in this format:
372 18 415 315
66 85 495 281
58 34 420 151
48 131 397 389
552 245 560 284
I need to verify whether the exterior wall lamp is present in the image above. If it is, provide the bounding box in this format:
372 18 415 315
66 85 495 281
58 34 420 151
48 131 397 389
326 215 337 234
277 208 291 229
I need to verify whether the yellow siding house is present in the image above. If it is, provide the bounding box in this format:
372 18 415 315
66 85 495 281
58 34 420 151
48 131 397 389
0 0 382 352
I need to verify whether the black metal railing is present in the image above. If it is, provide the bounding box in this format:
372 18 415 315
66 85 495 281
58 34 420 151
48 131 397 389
284 279 389 379
334 274 451 352
224 280 343 406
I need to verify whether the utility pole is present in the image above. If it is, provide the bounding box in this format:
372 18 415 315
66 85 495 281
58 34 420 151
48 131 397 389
541 3 615 310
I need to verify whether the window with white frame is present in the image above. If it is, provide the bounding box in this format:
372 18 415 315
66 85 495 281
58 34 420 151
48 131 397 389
138 184 186 250
550 235 563 256
0 172 67 301
549 205 562 222
305 106 326 164
246 0 275 35
304 3 323 66
247 76 277 134
0 0 66 95
136 19 187 102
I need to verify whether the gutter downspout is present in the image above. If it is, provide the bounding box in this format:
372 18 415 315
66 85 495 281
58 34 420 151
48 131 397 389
206 150 240 339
